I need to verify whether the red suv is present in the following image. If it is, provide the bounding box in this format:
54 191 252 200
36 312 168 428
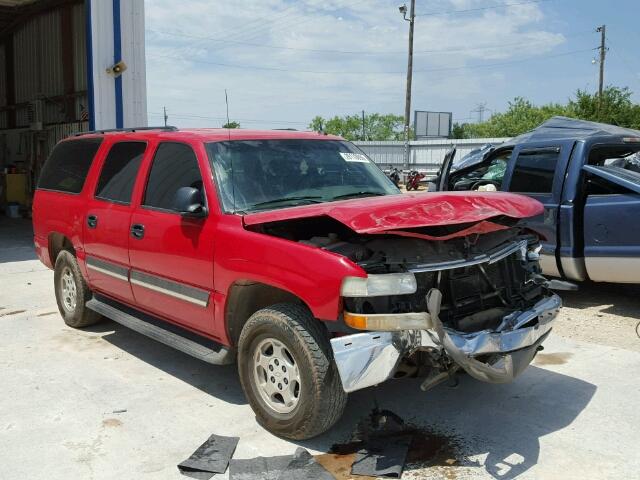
33 127 561 439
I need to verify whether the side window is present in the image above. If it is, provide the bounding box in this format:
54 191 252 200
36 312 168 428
143 142 203 211
38 138 103 193
509 148 559 194
95 142 146 204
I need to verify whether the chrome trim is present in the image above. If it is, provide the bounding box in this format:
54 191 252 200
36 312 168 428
330 293 561 393
86 256 129 282
408 240 527 273
442 294 561 356
130 270 210 307
330 331 416 393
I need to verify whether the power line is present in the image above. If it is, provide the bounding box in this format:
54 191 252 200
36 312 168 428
147 27 589 56
416 0 555 17
147 48 595 76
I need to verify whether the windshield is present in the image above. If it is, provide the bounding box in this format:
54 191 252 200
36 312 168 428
206 139 400 213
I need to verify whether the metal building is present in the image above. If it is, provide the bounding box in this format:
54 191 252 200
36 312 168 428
0 0 147 219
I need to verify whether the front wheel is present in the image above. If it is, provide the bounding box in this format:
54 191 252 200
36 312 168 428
237 304 347 440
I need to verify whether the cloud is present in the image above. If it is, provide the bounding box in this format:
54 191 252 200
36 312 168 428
144 0 566 129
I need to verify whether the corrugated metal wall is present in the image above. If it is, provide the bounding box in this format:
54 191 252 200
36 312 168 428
14 8 65 125
0 43 6 129
355 138 510 172
8 2 87 128
72 1 87 119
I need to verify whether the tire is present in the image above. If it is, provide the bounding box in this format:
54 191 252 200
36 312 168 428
237 303 347 440
54 250 102 328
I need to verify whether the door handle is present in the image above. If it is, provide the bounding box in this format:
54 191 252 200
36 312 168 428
87 214 98 229
130 224 145 239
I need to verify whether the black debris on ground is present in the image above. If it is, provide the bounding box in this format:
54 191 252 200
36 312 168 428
177 433 239 479
229 448 333 480
351 434 412 478
277 448 334 480
228 454 293 480
328 408 464 477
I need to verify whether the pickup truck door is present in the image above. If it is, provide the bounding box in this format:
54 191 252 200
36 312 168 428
83 141 147 304
128 141 219 337
581 165 640 282
502 140 575 278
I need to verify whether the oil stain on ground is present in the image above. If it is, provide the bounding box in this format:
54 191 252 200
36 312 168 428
534 352 573 366
318 409 464 479
102 418 123 428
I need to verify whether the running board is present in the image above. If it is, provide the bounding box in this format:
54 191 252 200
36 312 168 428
86 297 235 365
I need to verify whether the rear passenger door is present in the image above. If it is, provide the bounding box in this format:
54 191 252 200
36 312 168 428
503 140 574 277
83 141 147 304
128 142 217 336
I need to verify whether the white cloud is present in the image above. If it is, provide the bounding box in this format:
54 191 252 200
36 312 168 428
144 0 567 129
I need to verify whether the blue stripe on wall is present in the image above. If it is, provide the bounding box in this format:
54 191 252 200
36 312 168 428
113 0 123 128
85 0 95 130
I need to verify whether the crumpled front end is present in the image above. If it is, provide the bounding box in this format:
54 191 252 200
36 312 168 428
331 292 560 393
328 231 563 393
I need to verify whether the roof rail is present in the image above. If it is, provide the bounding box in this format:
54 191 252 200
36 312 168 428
73 126 178 137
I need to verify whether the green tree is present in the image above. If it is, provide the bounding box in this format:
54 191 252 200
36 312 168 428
222 121 241 129
567 86 640 129
455 86 640 138
309 113 409 141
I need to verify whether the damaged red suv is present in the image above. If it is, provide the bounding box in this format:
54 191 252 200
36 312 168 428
33 127 561 439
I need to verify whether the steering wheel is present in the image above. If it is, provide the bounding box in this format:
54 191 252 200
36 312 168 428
470 179 501 191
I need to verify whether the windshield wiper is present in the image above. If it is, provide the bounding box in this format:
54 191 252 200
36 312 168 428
331 191 387 200
248 196 324 211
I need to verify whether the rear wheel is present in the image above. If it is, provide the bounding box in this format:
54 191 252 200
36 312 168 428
237 304 347 440
54 250 102 328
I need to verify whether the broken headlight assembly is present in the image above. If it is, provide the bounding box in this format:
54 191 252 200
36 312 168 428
340 273 417 297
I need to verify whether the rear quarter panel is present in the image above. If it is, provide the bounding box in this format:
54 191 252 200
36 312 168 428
32 190 89 271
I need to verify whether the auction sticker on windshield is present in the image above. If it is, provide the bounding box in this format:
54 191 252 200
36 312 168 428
340 152 370 163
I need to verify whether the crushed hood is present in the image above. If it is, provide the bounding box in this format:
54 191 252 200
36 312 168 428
243 192 543 234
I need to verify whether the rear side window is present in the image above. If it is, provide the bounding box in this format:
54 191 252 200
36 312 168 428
143 142 203 211
95 142 146 204
38 138 103 193
509 148 559 194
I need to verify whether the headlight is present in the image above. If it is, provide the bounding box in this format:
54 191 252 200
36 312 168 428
340 273 417 297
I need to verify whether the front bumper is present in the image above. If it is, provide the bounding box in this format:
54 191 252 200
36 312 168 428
330 293 561 393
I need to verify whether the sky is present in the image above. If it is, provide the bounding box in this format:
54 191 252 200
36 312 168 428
144 0 640 130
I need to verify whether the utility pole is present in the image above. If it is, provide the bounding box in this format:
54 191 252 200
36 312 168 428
400 0 415 168
597 25 607 98
163 106 168 127
361 110 366 141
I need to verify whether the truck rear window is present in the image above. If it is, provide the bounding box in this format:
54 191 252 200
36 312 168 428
38 138 103 194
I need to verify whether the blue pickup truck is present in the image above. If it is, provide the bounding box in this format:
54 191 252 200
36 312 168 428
438 116 640 284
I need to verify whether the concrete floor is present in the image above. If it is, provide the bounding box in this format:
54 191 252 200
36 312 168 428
1 217 639 480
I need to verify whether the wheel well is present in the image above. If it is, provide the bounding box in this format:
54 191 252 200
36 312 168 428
225 281 310 346
49 233 75 264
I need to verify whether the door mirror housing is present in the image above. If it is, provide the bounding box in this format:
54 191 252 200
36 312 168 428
173 187 207 218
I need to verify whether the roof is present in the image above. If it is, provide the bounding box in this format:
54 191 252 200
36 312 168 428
71 128 343 142
503 116 640 146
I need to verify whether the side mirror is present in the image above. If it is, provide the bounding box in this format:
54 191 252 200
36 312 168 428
173 187 207 218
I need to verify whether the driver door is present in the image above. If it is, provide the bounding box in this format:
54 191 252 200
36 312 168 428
501 140 574 276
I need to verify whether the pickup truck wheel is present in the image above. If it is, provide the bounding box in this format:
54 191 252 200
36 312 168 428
54 250 102 328
237 304 347 440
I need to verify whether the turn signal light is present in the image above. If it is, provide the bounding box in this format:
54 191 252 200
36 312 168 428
343 311 431 331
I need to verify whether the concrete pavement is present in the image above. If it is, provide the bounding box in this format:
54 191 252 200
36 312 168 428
1 218 639 479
